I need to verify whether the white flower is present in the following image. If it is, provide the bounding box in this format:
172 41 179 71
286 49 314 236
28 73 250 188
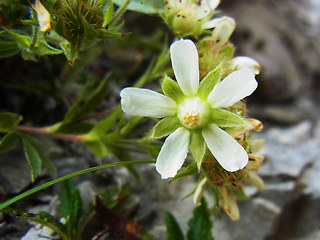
31 0 51 32
120 39 258 179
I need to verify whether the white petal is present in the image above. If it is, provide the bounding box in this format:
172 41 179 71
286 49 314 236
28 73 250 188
197 0 220 18
206 17 235 43
31 0 51 32
156 127 190 179
202 124 248 172
207 68 257 108
170 39 199 96
120 87 177 118
231 56 261 75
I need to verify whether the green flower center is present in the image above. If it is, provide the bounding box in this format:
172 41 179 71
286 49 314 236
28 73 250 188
177 97 208 129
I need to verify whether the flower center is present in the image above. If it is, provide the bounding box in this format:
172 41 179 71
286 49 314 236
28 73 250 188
178 97 208 129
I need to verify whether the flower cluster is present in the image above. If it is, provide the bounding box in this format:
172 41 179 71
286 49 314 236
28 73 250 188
121 39 258 179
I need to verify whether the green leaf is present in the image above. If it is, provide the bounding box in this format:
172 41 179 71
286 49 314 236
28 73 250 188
0 41 20 58
210 109 250 128
164 212 185 240
0 132 19 152
170 162 197 182
187 198 213 240
162 76 185 103
34 40 63 56
89 108 121 136
21 137 42 182
120 116 142 136
198 65 221 99
84 140 108 157
103 1 114 27
0 112 23 132
3 29 31 49
112 0 164 14
59 180 82 238
152 116 180 138
189 131 206 169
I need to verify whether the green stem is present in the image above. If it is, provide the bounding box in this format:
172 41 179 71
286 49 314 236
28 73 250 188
0 160 155 210
30 8 39 50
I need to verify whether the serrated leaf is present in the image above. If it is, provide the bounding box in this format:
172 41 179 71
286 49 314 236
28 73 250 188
0 132 19 152
21 137 42 182
187 198 213 240
59 180 82 238
170 162 197 182
198 65 221 99
152 116 180 138
112 0 164 14
164 212 184 240
210 109 249 128
0 112 23 132
162 76 184 103
189 131 206 169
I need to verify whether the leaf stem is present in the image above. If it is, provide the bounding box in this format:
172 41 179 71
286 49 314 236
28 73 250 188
0 160 155 210
15 126 84 141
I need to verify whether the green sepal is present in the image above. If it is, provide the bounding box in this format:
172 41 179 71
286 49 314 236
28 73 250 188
33 40 63 56
0 132 19 152
189 131 206 169
170 162 197 182
0 112 23 132
198 64 221 99
164 212 185 240
152 116 181 139
210 108 250 128
162 75 184 103
187 197 213 240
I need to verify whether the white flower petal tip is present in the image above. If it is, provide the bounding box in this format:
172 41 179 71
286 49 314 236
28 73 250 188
204 17 236 42
207 68 258 108
232 56 261 75
120 87 177 118
155 128 190 179
170 39 199 96
31 0 51 32
202 124 249 172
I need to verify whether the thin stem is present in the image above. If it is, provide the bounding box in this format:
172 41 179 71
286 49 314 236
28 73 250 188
0 160 155 210
30 8 39 50
16 126 84 141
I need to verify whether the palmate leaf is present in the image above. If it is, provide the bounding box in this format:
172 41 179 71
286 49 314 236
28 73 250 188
165 212 184 240
187 198 214 240
59 180 82 238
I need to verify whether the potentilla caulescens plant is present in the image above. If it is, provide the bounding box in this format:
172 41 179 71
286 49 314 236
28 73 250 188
120 39 258 179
